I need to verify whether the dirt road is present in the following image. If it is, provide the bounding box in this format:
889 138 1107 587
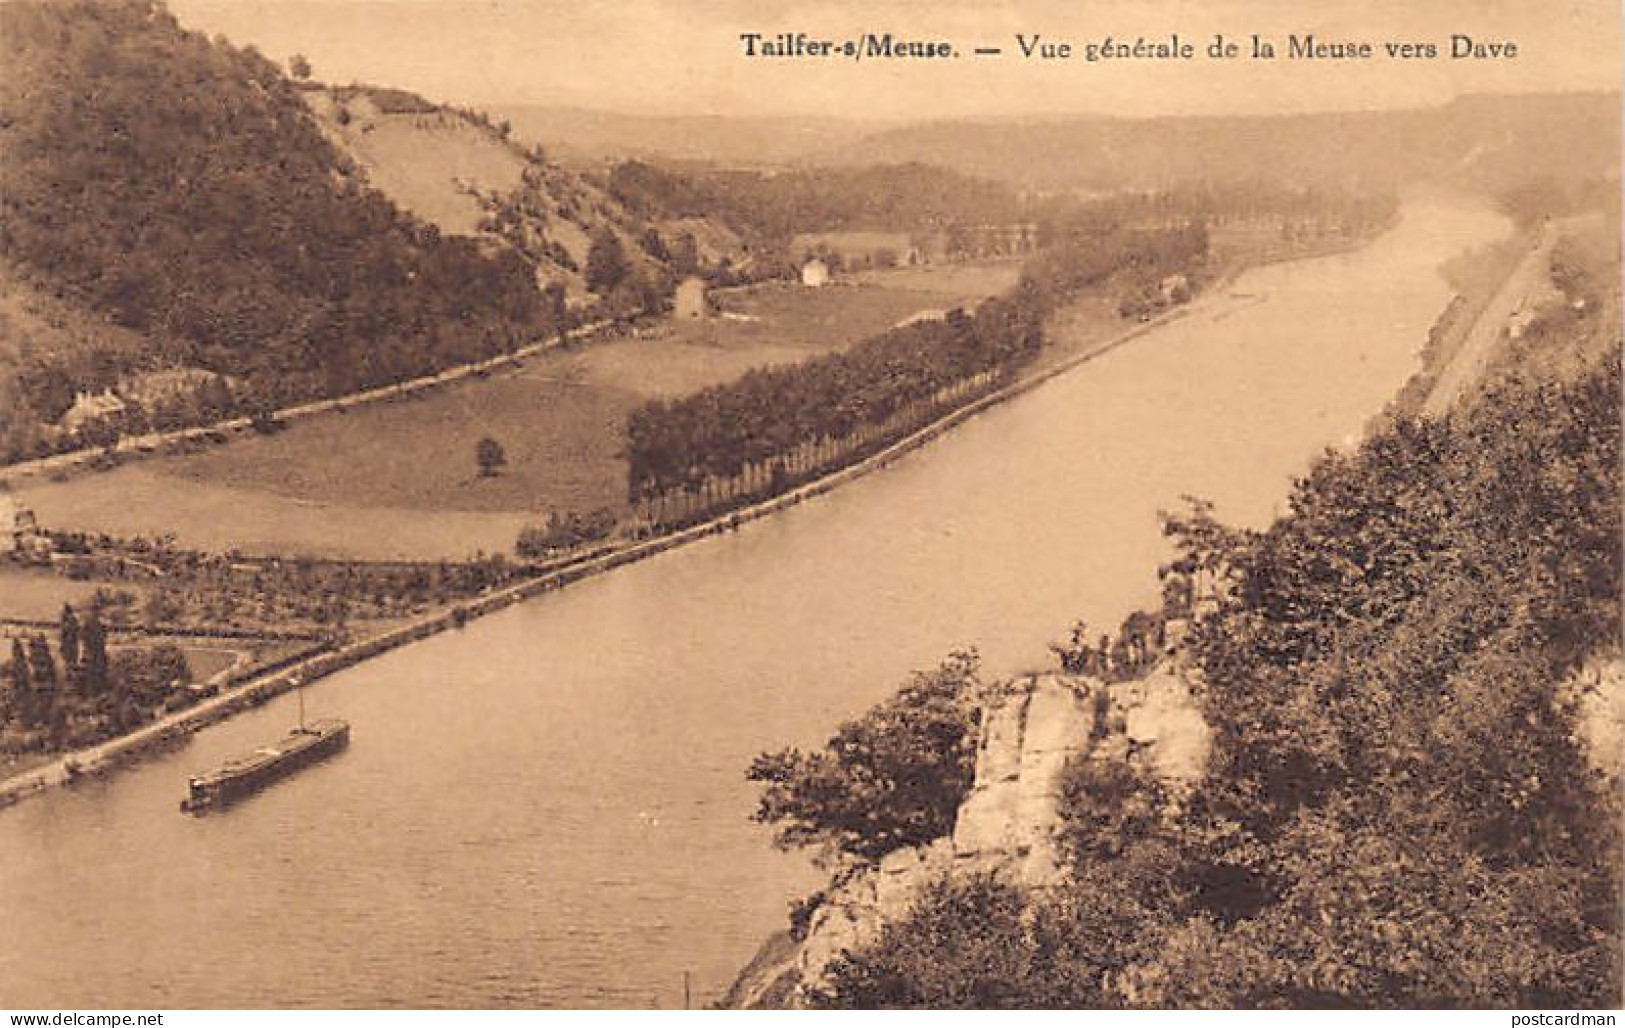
1424 223 1560 416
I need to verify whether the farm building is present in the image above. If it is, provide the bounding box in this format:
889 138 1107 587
800 258 831 288
0 493 42 557
1160 274 1192 304
673 276 708 319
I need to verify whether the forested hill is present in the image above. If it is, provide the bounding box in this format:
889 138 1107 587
0 0 555 456
515 93 1619 199
606 161 1026 245
830 93 1621 193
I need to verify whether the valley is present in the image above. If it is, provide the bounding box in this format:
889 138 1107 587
0 0 1618 1013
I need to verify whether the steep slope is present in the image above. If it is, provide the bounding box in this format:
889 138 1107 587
303 85 747 299
728 204 1623 1009
0 0 548 460
489 105 885 167
304 87 529 237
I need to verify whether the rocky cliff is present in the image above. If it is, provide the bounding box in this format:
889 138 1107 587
1566 652 1624 782
722 624 1622 1010
722 663 1210 1008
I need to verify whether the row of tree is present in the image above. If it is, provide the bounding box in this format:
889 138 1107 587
624 224 1209 523
6 605 109 734
46 528 528 635
2 603 190 753
625 298 1039 515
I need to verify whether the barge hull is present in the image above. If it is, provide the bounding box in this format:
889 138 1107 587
181 719 349 812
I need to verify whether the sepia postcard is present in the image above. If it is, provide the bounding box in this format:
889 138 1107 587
0 0 1619 1015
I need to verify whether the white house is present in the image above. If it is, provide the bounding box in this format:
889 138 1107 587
1159 274 1192 305
1506 308 1540 341
800 258 831 288
673 276 708 319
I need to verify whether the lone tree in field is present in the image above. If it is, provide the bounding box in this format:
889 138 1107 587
476 436 507 478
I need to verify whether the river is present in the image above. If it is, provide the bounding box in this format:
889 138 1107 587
0 196 1509 1009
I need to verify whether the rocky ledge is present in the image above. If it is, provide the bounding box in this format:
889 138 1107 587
721 662 1210 1008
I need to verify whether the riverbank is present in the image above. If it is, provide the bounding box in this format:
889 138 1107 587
0 280 1246 810
8 265 1024 562
2 194 1522 1009
0 227 1395 810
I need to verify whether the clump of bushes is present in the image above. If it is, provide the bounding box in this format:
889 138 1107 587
516 507 619 558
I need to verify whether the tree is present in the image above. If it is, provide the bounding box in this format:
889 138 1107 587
58 603 81 674
475 436 507 478
542 282 568 342
748 651 982 864
288 53 312 80
585 229 630 296
8 637 31 725
670 231 700 277
81 611 108 698
639 227 669 262
815 861 1181 1009
26 634 56 730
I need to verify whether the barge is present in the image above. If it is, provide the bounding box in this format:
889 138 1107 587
180 718 349 812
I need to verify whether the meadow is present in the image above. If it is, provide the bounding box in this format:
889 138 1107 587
11 266 1017 561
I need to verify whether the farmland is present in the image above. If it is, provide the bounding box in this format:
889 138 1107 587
0 566 126 620
8 265 1020 562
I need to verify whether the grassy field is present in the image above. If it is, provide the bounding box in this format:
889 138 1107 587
845 261 1021 302
13 266 1017 561
0 567 131 621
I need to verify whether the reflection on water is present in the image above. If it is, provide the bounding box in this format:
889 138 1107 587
0 198 1509 1009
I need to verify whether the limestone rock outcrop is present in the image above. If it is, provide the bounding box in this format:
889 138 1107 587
726 664 1209 1007
1566 653 1624 780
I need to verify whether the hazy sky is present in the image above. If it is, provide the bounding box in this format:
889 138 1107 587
169 0 1620 120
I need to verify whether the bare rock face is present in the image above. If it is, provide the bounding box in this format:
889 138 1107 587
954 674 1103 886
748 664 1208 1006
790 839 956 999
1565 653 1624 780
1118 664 1212 784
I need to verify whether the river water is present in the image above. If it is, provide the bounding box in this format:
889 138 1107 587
0 197 1508 1009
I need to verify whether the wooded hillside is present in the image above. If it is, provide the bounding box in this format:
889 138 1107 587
0 0 547 455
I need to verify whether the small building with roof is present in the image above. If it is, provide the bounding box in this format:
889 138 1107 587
673 276 709 319
800 258 831 288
